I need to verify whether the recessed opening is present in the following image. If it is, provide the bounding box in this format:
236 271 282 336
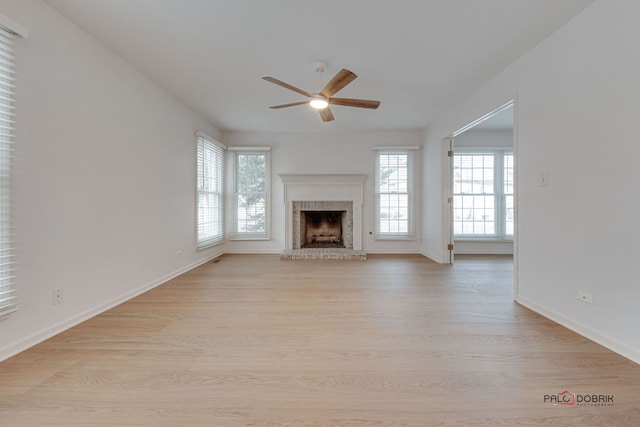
300 210 346 248
291 200 355 250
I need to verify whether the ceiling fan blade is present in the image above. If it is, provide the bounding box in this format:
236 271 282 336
319 107 334 122
269 100 309 109
320 69 357 98
329 98 380 109
262 76 312 97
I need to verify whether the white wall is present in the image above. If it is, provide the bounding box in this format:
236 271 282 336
0 0 223 361
454 128 514 254
223 130 423 254
422 0 640 362
454 128 513 149
6 0 636 366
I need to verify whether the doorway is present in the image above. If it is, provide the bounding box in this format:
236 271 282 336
445 101 515 264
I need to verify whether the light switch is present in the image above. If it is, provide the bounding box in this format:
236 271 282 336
539 171 549 186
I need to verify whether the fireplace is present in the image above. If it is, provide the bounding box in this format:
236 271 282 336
301 210 346 248
278 174 367 251
292 201 353 249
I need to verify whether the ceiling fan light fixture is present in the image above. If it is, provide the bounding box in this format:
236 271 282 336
309 96 329 109
263 67 380 123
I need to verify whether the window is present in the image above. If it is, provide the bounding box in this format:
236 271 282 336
0 24 18 318
374 148 417 239
196 132 225 249
453 150 513 240
229 147 271 240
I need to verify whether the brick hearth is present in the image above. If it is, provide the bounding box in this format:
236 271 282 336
280 248 367 260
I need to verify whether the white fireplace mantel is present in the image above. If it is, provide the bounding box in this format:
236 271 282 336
278 174 367 251
278 173 367 184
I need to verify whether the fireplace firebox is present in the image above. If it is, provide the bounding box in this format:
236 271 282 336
291 201 354 250
300 210 346 248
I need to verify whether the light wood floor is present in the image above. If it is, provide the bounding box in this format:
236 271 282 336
1 254 639 426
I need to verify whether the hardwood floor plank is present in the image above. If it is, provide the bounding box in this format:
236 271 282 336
1 254 638 426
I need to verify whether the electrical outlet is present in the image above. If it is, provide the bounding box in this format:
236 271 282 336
577 291 593 305
52 288 64 305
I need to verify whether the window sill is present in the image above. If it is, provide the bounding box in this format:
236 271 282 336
228 236 270 241
454 238 513 243
374 236 416 241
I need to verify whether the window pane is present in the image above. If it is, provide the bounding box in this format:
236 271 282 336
235 194 266 233
375 151 414 237
504 153 514 194
232 150 270 239
505 194 514 236
237 154 266 193
453 152 500 237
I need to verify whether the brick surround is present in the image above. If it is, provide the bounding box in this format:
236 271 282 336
292 201 353 249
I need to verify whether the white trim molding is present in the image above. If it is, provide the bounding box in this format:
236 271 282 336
0 13 28 38
372 145 420 151
278 174 367 251
228 146 272 151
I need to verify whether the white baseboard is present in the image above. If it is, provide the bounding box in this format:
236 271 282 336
224 249 282 254
0 253 223 363
365 249 421 255
516 296 640 365
455 249 514 255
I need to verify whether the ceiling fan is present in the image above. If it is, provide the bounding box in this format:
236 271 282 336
262 61 380 122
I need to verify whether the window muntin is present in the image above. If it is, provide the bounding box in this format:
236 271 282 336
453 150 513 240
375 150 416 239
504 153 514 236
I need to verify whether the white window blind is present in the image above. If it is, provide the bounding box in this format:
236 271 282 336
0 27 17 318
374 148 417 239
196 133 225 249
229 147 271 240
453 150 513 240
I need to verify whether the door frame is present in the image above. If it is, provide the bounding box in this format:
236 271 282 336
442 99 517 299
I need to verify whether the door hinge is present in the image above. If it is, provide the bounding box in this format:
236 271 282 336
448 150 454 157
447 244 454 251
447 197 453 204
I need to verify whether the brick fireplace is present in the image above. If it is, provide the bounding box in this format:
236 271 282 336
293 201 352 249
278 174 367 252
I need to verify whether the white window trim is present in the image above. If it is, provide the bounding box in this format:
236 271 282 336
373 147 418 240
453 149 513 242
228 147 271 240
228 146 272 151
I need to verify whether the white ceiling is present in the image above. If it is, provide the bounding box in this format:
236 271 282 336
44 0 594 133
